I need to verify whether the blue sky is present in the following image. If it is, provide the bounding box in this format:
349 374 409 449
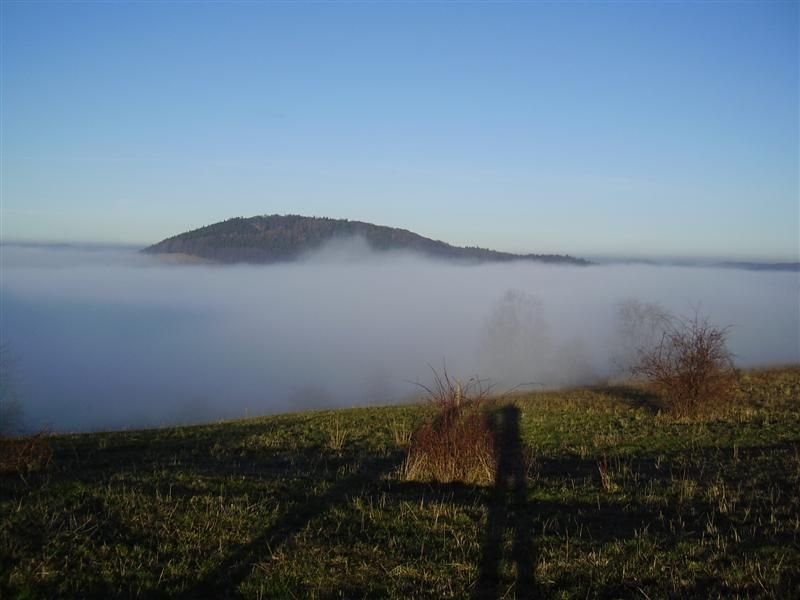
1 1 797 259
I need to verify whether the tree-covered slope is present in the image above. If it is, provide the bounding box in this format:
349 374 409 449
142 215 590 265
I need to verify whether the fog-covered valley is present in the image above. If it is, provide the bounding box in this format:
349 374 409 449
2 241 798 432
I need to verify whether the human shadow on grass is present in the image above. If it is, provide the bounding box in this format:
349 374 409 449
176 405 540 599
474 404 539 599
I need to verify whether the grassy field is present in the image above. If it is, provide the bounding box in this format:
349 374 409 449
2 367 799 599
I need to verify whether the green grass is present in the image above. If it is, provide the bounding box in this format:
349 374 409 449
2 368 799 598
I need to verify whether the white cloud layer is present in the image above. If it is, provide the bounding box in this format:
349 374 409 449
2 241 798 432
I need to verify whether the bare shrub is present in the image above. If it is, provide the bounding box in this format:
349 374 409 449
0 432 52 475
402 368 496 485
0 343 52 476
633 312 737 418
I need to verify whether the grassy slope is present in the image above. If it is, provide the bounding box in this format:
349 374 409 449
2 368 799 599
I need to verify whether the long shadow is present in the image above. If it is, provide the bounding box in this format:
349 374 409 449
598 385 663 413
178 451 403 599
474 405 538 599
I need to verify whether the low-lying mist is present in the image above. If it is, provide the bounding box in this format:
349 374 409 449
2 240 798 432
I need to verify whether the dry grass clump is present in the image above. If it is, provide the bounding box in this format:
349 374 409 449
596 454 618 493
401 369 496 485
390 418 413 448
633 312 737 419
0 432 53 474
327 418 348 453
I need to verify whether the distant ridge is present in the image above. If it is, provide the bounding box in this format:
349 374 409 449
714 261 800 272
142 215 591 266
593 256 800 272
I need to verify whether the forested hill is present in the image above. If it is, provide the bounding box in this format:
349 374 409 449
142 215 590 265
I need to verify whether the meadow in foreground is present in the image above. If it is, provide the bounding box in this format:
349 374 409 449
1 368 799 599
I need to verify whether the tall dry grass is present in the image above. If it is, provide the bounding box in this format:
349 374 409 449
402 368 496 485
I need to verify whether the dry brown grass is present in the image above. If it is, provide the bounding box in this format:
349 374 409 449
401 368 496 485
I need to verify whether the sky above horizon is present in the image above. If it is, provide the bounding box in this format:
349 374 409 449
1 1 798 260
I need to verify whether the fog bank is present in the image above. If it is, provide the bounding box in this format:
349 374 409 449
2 242 798 432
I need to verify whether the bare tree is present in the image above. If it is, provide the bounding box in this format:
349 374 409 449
613 299 674 374
480 289 552 386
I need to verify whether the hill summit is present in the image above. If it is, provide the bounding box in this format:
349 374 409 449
142 215 589 265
